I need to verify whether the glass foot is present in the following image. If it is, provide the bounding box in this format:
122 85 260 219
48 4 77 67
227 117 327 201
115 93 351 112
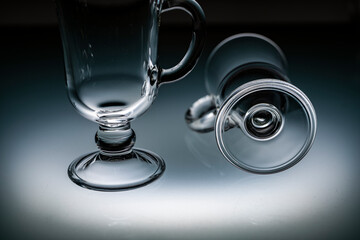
68 148 165 191
216 79 316 174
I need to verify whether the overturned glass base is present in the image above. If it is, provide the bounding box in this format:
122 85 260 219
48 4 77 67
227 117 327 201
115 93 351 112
68 149 165 191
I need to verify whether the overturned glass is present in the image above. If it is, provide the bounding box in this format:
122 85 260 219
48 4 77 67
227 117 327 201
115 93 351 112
56 0 206 191
186 33 317 174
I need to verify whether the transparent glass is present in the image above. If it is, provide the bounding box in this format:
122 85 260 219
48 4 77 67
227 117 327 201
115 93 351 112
186 33 317 174
56 0 206 191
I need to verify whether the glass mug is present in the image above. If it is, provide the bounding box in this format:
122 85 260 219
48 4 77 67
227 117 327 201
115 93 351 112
186 33 317 174
55 0 206 191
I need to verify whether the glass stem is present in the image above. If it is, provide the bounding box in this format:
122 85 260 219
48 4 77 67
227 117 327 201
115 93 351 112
95 123 136 156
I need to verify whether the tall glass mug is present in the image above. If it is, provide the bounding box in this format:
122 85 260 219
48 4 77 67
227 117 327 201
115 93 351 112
55 0 206 191
186 33 317 174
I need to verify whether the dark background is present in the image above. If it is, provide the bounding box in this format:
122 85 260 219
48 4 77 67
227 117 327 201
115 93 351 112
1 1 359 240
1 0 359 26
2 0 358 69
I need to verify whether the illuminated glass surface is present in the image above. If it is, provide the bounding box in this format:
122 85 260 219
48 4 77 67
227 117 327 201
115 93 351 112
0 28 359 239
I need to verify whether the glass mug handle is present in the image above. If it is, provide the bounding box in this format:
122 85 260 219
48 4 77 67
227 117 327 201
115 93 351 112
185 95 218 133
185 95 236 133
159 0 206 84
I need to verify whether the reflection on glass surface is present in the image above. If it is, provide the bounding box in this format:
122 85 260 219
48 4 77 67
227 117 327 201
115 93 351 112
186 33 317 173
55 0 206 191
1 25 359 240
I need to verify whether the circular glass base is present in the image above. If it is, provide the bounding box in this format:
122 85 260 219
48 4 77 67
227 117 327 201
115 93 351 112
216 79 317 174
68 148 165 191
